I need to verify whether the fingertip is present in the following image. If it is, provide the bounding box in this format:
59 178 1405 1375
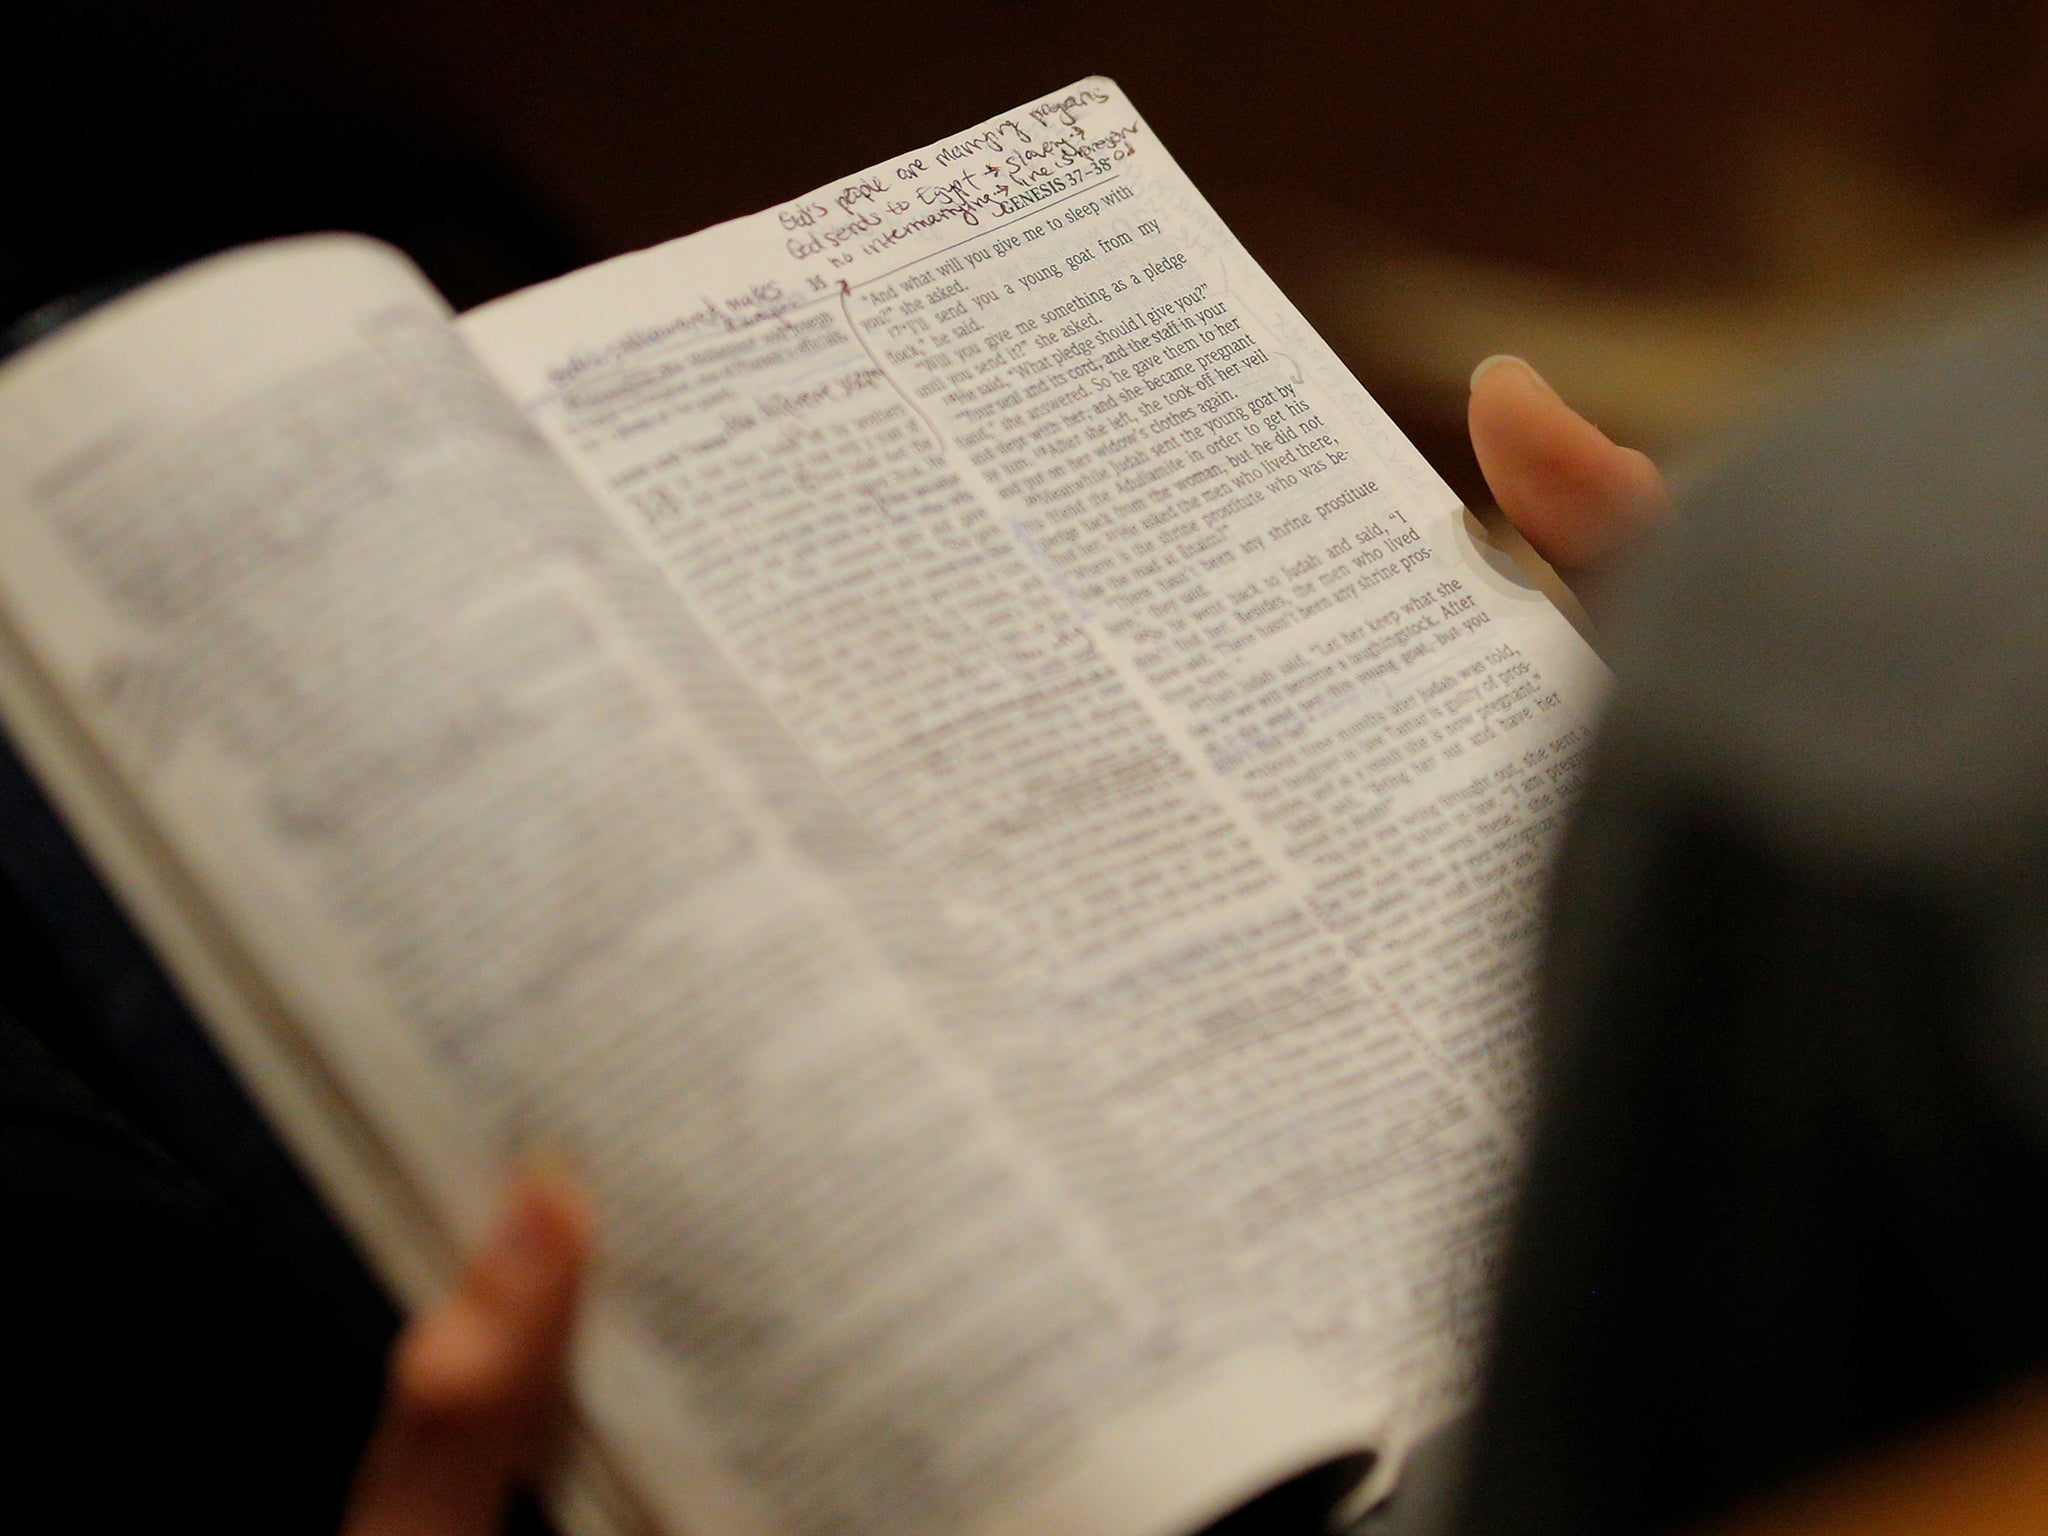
523 1158 596 1255
481 1162 594 1321
1469 353 1549 396
345 1174 593 1536
1617 444 1668 506
399 1168 591 1414
499 1163 593 1266
1466 353 1668 572
1466 353 1565 452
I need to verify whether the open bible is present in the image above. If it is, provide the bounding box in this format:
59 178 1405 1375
0 79 1601 1536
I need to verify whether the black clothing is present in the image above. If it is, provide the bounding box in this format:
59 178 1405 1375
1453 268 2048 1534
0 1007 382 1531
0 729 393 1532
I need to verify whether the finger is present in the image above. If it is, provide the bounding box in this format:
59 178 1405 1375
342 1167 591 1536
1467 354 1670 575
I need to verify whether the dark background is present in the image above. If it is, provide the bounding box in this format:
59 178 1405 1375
14 0 2048 504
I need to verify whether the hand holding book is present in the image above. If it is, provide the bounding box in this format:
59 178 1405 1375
343 1165 592 1536
1466 353 1671 615
332 363 1666 1536
0 78 1615 1536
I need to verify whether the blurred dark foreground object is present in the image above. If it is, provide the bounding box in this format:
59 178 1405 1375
1451 253 2048 1536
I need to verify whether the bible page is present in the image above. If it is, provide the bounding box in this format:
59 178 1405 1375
0 238 1384 1536
462 77 1608 1476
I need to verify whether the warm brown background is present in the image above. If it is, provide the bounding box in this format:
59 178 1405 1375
15 0 2048 506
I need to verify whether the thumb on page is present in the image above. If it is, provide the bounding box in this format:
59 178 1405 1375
341 1166 591 1536
1467 354 1670 586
